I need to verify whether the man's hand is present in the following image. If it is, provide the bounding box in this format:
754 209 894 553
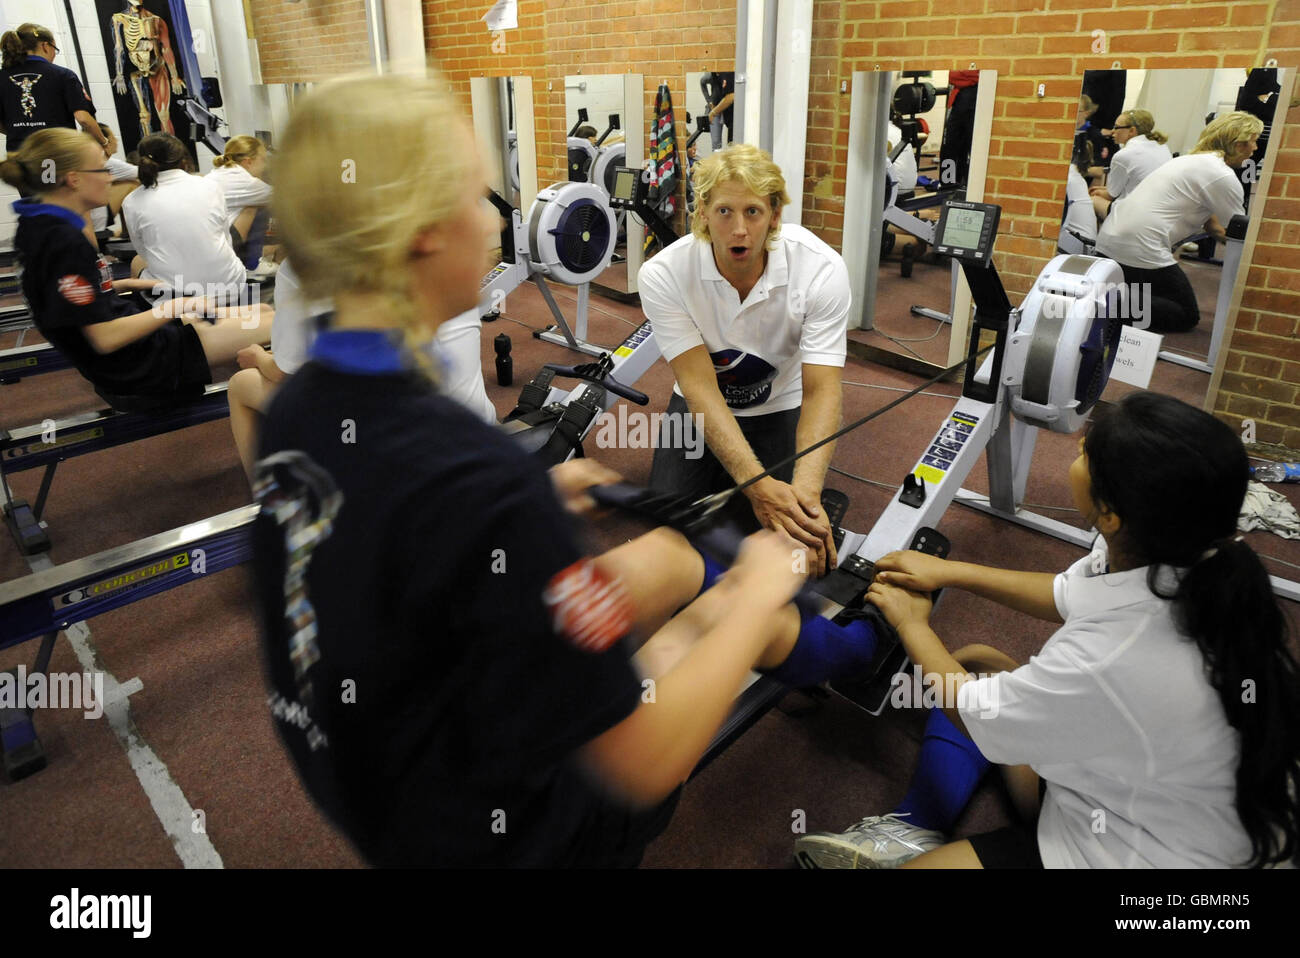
865 579 933 632
873 550 952 594
548 459 622 517
744 477 837 577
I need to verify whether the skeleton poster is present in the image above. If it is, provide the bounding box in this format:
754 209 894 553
93 0 197 159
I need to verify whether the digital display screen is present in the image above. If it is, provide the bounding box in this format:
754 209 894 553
613 168 637 201
941 208 986 250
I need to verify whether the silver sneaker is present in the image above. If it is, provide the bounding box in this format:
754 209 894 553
794 813 945 869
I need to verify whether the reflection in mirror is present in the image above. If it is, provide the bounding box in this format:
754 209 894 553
1061 68 1286 409
850 70 993 375
563 74 643 296
262 83 311 152
472 77 521 209
682 71 731 218
469 76 539 242
684 70 736 165
565 77 626 195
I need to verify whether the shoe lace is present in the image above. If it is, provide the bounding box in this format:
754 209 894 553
845 812 913 837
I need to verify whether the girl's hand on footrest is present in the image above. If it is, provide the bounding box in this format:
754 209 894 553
865 580 933 632
873 550 951 594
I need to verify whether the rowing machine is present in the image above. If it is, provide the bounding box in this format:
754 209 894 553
1 383 232 554
480 180 617 359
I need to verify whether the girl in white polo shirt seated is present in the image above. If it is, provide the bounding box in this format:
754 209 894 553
1094 111 1261 334
122 132 247 303
796 392 1300 869
1090 109 1173 222
206 135 273 272
1059 141 1097 253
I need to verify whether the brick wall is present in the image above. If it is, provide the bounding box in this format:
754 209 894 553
249 0 372 83
425 0 736 222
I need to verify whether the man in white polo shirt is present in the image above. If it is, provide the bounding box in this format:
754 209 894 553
638 144 850 576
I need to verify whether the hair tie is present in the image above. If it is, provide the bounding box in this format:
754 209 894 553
1198 535 1246 563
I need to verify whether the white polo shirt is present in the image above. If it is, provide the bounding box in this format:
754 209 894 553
1062 165 1096 243
268 260 323 377
1106 134 1173 203
272 262 496 423
122 169 247 294
957 537 1252 868
888 122 918 194
429 309 497 424
1095 154 1244 269
206 163 273 230
638 224 851 417
90 155 139 233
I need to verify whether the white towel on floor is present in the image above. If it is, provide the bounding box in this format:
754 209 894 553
1239 481 1300 539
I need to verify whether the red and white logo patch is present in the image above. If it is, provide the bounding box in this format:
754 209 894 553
542 559 634 653
57 274 95 306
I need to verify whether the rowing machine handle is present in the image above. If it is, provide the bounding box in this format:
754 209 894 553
588 482 824 620
543 363 649 406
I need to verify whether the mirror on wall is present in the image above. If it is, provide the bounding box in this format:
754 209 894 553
254 83 309 153
564 73 644 296
844 69 996 376
1063 67 1286 408
470 75 538 217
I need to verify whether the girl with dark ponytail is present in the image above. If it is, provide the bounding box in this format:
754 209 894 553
1082 391 1299 867
797 391 1299 869
121 133 249 298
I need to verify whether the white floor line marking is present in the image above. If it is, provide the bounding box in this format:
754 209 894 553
24 552 223 869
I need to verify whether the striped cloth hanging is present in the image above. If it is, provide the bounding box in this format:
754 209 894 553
644 83 681 256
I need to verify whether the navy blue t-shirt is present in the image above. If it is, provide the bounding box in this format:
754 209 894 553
252 331 649 867
13 200 207 395
0 55 95 150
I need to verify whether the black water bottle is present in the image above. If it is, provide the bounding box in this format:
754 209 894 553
494 333 513 387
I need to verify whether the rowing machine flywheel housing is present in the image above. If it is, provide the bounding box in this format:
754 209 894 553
567 137 596 181
590 142 626 197
527 182 617 286
1002 254 1126 433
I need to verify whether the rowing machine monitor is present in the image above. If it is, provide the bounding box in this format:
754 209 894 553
933 199 1001 264
606 165 680 249
933 200 1012 404
607 166 638 212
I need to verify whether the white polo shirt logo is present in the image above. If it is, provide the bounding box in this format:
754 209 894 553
711 348 777 409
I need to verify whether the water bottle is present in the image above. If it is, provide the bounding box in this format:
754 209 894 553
1251 462 1300 483
494 333 513 387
